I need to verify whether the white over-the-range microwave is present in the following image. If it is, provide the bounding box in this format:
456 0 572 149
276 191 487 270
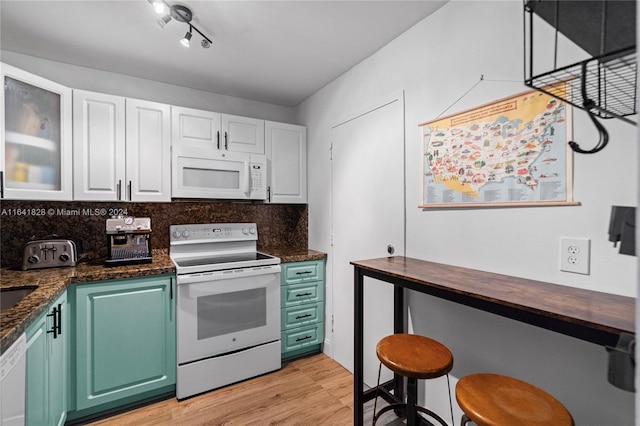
172 146 267 200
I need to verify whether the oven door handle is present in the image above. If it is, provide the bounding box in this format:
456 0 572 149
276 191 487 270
176 265 281 285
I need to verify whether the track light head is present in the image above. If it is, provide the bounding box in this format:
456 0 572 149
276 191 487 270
181 27 192 47
153 1 166 14
157 14 171 28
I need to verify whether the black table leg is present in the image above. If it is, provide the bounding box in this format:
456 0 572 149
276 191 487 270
354 266 364 426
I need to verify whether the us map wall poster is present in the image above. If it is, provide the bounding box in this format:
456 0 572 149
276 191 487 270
419 87 577 208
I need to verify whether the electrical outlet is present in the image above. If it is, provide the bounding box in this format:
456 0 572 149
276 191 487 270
560 237 590 275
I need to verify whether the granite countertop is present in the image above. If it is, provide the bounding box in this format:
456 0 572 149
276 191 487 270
0 248 326 354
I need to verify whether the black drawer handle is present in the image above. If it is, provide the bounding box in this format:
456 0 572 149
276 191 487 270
295 292 312 297
46 304 62 339
296 335 312 342
295 271 313 275
295 314 312 319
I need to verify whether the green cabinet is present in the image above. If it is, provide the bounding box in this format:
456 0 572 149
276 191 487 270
26 290 67 426
69 275 175 418
280 260 325 360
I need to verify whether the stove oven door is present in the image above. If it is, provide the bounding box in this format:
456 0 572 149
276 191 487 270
176 264 281 364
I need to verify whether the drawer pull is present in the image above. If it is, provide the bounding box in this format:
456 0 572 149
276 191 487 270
295 292 312 297
295 271 313 275
295 314 312 319
296 335 312 342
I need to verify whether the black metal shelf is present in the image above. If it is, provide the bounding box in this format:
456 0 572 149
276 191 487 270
525 46 637 123
524 0 637 153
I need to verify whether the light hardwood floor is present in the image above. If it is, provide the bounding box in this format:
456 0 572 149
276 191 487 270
88 353 359 426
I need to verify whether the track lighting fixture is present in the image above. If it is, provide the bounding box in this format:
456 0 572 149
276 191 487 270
148 1 212 49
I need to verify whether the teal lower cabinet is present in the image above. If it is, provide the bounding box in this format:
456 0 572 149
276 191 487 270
280 260 325 360
67 275 176 422
26 290 67 426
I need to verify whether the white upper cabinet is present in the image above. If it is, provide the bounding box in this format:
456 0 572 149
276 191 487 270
222 114 265 154
125 98 171 202
73 91 171 202
1 63 73 200
171 107 264 154
73 90 126 200
265 121 307 204
171 106 221 148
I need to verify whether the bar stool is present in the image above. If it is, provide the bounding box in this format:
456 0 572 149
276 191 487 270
456 373 574 426
373 333 454 426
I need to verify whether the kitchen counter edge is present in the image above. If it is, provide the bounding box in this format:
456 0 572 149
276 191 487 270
0 249 326 353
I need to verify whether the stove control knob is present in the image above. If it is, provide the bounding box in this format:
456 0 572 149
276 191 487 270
60 253 70 262
28 255 40 264
249 227 256 234
172 230 182 239
182 230 190 238
242 227 249 235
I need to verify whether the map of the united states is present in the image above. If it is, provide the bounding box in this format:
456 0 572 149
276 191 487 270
421 90 567 205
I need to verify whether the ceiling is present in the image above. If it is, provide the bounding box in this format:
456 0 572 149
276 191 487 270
0 0 447 107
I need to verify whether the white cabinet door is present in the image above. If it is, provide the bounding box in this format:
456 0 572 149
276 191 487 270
73 90 126 201
171 106 221 148
265 121 307 204
222 114 265 154
1 63 72 200
125 99 171 202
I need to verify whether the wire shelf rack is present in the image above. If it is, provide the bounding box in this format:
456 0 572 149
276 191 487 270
525 47 637 123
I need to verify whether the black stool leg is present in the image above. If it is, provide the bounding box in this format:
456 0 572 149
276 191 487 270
407 377 418 426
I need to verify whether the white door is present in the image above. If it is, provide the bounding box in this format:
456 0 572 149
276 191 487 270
331 93 405 387
73 90 125 201
171 106 221 148
222 114 265 154
125 99 171 201
265 121 307 204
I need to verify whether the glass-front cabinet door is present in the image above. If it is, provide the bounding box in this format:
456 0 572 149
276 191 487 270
1 63 72 200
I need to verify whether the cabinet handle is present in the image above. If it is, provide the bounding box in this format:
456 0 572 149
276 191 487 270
295 314 312 319
170 277 173 300
0 171 4 198
295 271 313 275
216 131 221 150
267 186 271 203
46 304 62 339
128 181 132 201
224 131 228 150
296 335 312 342
295 292 312 297
117 180 122 201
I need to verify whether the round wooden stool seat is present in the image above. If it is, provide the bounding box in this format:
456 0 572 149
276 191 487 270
456 374 574 426
376 334 453 379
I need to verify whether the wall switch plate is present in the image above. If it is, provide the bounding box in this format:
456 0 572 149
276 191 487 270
560 237 590 275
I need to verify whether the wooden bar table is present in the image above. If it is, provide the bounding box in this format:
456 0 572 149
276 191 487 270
351 256 635 426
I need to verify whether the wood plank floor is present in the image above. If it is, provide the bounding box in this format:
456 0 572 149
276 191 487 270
88 353 367 426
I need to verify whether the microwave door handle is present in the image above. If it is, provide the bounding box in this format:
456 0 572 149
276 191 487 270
244 162 251 195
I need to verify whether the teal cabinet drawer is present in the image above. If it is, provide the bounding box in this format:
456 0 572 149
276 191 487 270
282 323 324 352
281 302 324 330
282 281 323 307
282 260 324 284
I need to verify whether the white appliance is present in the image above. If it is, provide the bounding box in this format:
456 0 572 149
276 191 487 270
170 223 281 399
172 146 267 200
0 333 26 426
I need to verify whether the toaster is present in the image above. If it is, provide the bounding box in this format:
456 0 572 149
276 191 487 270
22 239 77 270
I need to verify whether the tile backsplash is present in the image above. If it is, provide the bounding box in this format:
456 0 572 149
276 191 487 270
0 200 307 268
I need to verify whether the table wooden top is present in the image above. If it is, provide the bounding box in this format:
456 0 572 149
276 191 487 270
351 256 635 346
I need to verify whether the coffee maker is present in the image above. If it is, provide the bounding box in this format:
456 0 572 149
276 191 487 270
105 217 152 266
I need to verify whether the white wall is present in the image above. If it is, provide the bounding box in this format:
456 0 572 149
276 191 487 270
298 1 636 424
0 50 296 123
